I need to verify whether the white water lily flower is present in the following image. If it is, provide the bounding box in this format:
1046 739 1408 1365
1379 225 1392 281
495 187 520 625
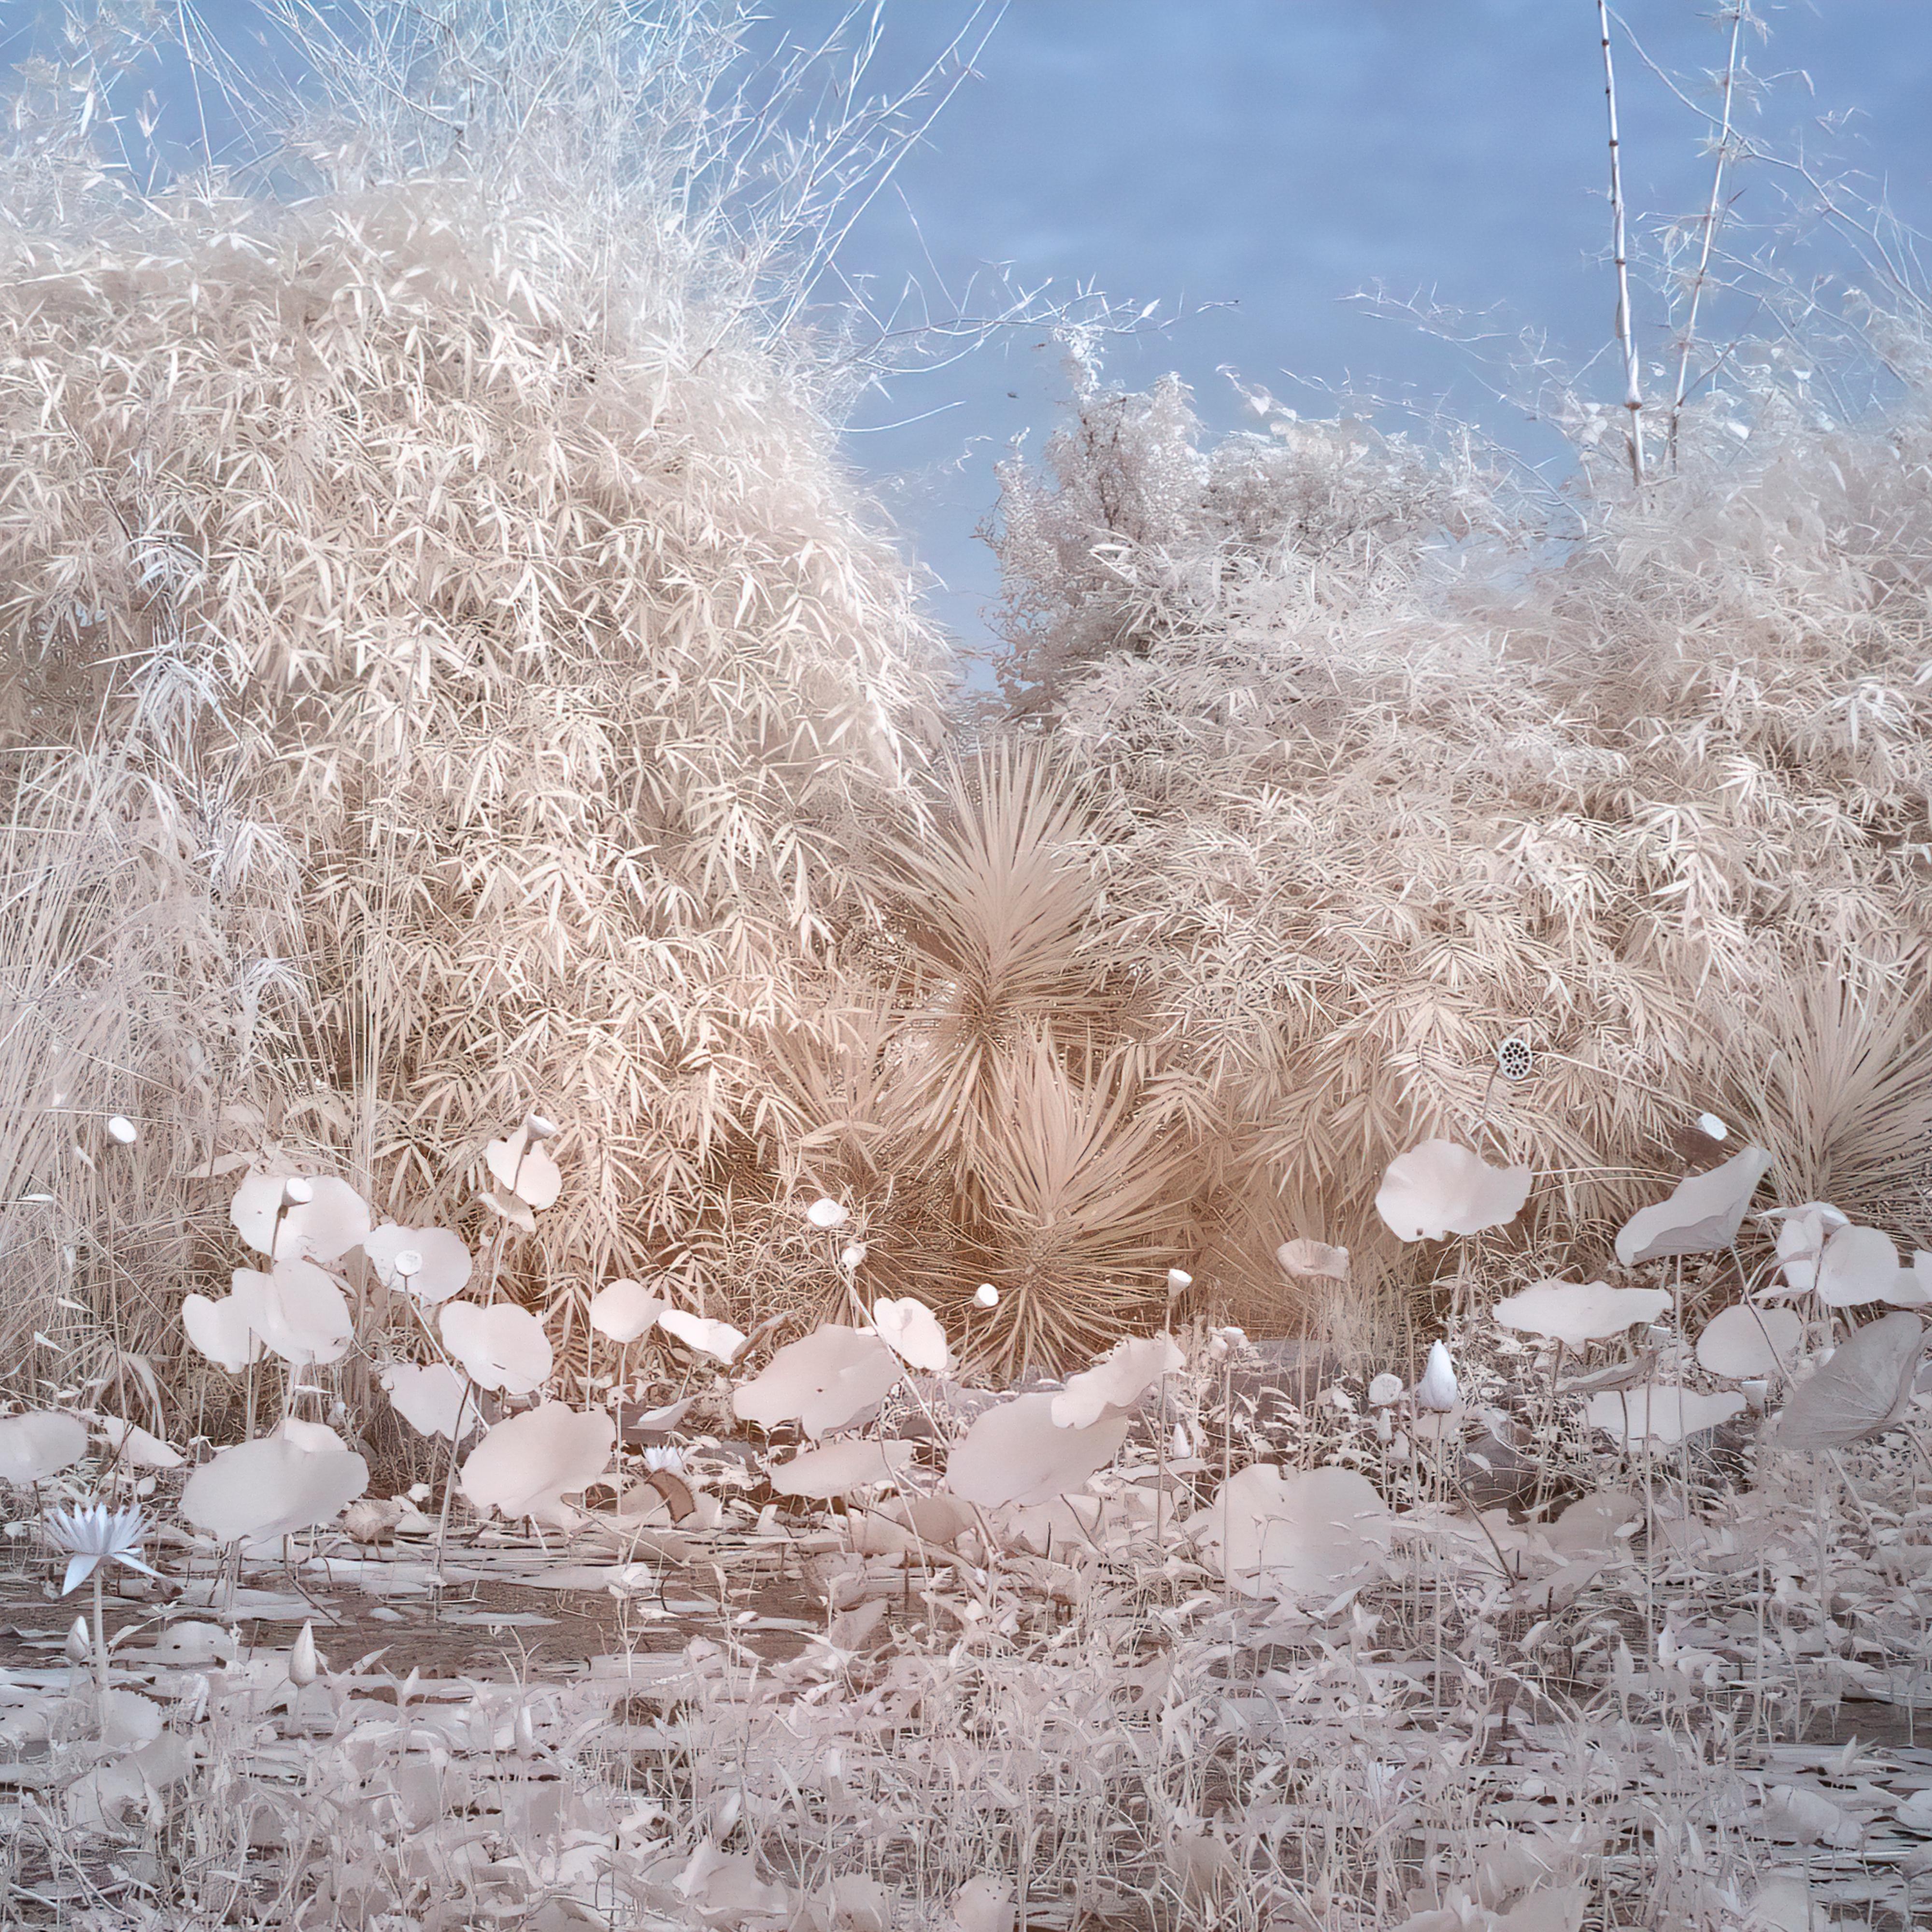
868 1297 951 1374
45 1503 160 1595
1491 1279 1670 1350
805 1196 850 1230
974 1283 1000 1308
1276 1237 1350 1280
1414 1341 1460 1412
0 1410 89 1485
1614 1144 1773 1267
656 1307 747 1364
1375 1141 1532 1243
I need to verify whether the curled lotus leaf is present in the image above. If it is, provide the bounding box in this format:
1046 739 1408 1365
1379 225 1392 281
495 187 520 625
229 1261 353 1367
867 1297 951 1374
1051 1334 1185 1431
944 1393 1130 1510
589 1278 667 1344
1190 1464 1392 1601
439 1301 553 1396
459 1402 615 1528
182 1293 261 1375
1768 1311 1928 1452
0 1410 88 1485
364 1224 472 1304
1583 1384 1747 1449
732 1325 902 1438
1695 1304 1804 1380
1614 1146 1773 1269
768 1437 917 1498
229 1167 370 1264
1276 1238 1350 1281
657 1308 747 1364
1375 1141 1532 1243
1492 1279 1670 1350
181 1438 369 1543
380 1362 478 1442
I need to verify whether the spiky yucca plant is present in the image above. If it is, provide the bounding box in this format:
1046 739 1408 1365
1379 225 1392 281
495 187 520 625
986 351 1932 1329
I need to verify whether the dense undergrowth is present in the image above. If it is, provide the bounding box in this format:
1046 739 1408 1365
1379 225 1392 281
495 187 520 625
3 1 1932 1925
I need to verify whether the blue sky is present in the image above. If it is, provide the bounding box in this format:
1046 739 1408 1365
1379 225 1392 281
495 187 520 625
771 2 1932 654
8 2 1930 659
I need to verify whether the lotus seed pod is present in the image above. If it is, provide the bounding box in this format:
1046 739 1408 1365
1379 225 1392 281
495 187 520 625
282 1177 314 1207
392 1250 423 1280
839 1242 867 1271
1697 1112 1729 1140
525 1114 560 1142
1367 1373 1404 1407
1166 1268 1193 1296
974 1283 999 1308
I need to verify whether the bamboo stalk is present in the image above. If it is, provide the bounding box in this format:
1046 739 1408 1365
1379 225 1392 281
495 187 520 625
1666 3 1748 469
1597 0 1648 485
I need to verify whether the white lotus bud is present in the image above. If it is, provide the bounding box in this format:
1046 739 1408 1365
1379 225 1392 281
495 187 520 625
974 1283 999 1308
1696 1112 1728 1141
839 1243 867 1272
1367 1373 1404 1407
65 1615 92 1664
806 1197 849 1230
282 1177 314 1207
288 1621 319 1688
105 1115 138 1146
1414 1341 1460 1412
524 1114 560 1142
